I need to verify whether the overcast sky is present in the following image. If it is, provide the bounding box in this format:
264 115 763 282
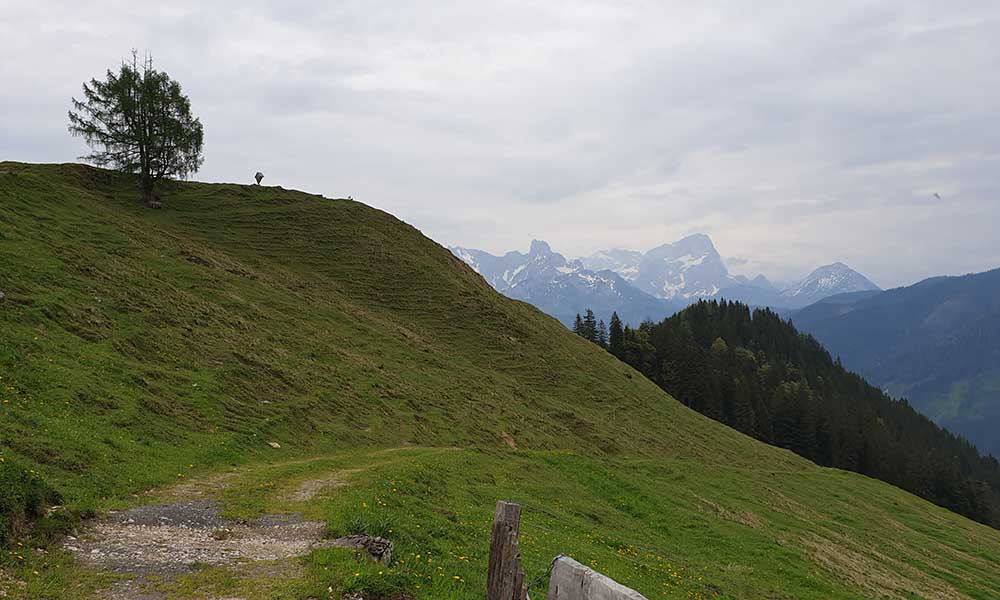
3 1 999 286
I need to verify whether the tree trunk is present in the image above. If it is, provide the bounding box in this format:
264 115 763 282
142 172 160 208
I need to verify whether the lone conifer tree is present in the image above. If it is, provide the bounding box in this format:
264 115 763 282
68 51 204 207
582 309 598 342
572 313 584 337
608 312 625 358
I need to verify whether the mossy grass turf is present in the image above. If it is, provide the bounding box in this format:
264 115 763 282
2 162 1000 598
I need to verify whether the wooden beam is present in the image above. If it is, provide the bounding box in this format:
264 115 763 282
547 555 649 600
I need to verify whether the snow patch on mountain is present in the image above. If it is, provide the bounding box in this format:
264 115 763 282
583 234 738 302
778 263 880 308
450 241 677 326
452 247 480 273
452 235 881 320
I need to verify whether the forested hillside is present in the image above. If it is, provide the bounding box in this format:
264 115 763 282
580 300 1000 527
872 309 1000 457
793 269 1000 459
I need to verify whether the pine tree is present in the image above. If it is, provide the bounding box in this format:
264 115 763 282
730 377 756 436
572 314 584 338
608 312 625 358
596 320 608 348
68 51 204 206
623 326 657 377
582 309 598 343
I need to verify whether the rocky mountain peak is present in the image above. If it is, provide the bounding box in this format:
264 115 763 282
778 262 880 308
529 239 553 256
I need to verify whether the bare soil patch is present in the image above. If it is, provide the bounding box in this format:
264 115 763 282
799 531 966 600
693 494 762 528
151 471 239 502
64 500 333 599
286 470 351 502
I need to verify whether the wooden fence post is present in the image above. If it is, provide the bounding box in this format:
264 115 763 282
486 500 528 600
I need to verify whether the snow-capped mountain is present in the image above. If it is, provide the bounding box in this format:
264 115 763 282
715 263 878 309
453 235 881 326
452 240 580 294
582 234 739 301
778 262 880 308
579 249 642 278
450 240 678 326
747 274 774 289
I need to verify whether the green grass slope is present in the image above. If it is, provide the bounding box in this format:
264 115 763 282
1 162 1000 599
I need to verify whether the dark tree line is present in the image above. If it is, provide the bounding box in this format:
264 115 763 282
573 310 620 353
573 300 1000 528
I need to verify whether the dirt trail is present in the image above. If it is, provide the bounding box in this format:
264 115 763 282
66 501 330 576
64 466 354 600
285 470 353 502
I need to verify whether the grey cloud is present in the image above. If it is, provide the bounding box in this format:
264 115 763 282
2 1 999 286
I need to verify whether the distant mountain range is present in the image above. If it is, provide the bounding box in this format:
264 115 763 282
451 234 879 324
793 268 1000 458
581 234 736 300
451 240 678 327
455 231 999 461
454 233 1000 460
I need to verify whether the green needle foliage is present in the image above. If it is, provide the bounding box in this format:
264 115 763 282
67 51 203 206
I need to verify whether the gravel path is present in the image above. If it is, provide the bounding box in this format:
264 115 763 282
60 464 381 599
64 499 333 598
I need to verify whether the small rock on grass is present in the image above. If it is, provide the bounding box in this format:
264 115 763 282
268 441 281 449
334 534 393 564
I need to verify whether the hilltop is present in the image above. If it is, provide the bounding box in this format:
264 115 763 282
1 163 1000 599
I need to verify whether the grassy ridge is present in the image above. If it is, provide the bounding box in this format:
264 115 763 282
0 161 785 506
1 162 999 598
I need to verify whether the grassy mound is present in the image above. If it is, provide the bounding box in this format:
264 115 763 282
0 461 59 547
1 162 999 598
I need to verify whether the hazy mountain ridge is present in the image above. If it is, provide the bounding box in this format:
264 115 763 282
583 234 739 300
449 240 678 326
452 234 879 323
778 262 881 308
793 268 1000 457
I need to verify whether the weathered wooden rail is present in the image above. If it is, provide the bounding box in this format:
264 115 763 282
485 500 649 600
546 556 649 600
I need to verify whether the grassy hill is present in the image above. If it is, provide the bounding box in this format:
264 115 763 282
2 162 1000 599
